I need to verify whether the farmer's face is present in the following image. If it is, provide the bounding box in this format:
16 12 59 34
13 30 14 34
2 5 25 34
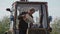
29 11 35 14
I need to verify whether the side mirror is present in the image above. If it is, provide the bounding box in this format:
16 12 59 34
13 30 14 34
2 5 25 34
6 8 10 11
6 8 12 12
48 16 52 22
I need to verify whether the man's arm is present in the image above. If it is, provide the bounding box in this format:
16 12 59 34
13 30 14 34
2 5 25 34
18 12 27 20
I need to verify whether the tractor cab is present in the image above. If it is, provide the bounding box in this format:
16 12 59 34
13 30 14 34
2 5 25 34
6 0 52 34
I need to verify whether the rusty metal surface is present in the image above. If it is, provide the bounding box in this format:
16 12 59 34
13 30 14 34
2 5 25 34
27 28 48 34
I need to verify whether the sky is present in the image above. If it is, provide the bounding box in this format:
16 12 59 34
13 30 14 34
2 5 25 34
0 0 60 21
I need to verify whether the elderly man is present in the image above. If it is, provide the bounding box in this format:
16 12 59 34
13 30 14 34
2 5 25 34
18 8 35 34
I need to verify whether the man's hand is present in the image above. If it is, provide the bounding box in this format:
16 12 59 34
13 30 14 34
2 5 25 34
22 14 27 20
30 23 33 28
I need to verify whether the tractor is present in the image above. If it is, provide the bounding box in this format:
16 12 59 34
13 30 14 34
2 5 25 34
6 0 52 34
